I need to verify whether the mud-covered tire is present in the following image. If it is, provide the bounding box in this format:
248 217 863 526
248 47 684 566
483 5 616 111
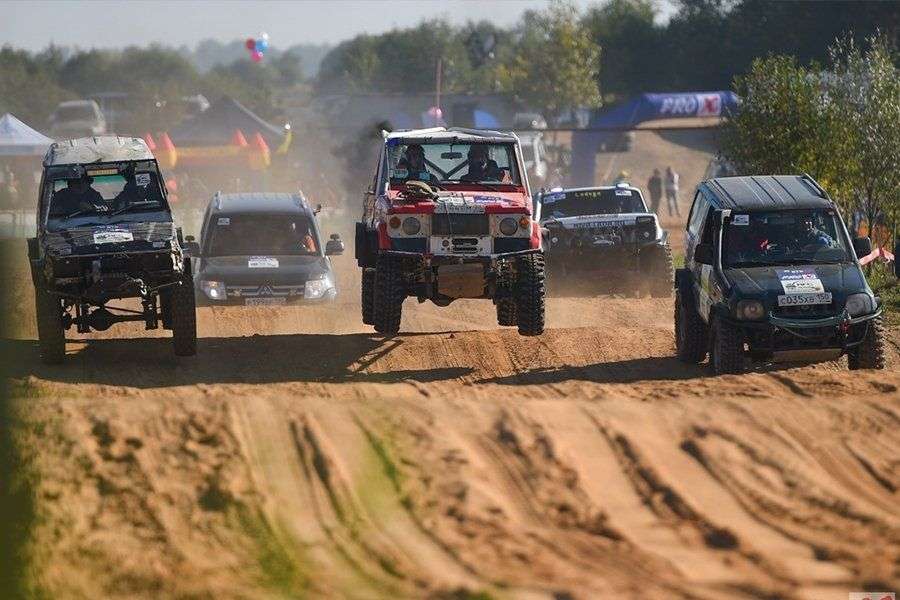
674 284 707 364
710 316 744 375
642 245 674 298
34 285 65 364
848 316 886 370
496 298 517 326
373 255 404 335
361 267 375 326
515 253 545 336
171 277 197 356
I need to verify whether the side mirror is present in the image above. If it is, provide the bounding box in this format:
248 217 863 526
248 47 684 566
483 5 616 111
694 243 714 265
325 235 344 256
852 237 872 259
315 203 323 215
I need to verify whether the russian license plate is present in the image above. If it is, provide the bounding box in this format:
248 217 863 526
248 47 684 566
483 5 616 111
777 292 832 306
244 297 286 306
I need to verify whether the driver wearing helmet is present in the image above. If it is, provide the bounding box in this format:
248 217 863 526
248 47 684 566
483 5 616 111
797 214 834 248
461 144 503 182
397 144 433 182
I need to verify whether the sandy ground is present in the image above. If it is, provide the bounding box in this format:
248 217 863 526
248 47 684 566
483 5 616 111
3 242 899 600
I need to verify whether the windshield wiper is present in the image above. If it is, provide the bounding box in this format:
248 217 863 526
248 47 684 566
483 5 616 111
108 200 159 217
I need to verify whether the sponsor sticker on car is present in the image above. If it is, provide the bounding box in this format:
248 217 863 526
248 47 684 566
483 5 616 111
248 256 279 268
93 229 134 244
776 268 824 294
777 292 832 306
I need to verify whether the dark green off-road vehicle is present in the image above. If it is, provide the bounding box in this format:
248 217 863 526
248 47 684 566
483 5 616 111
28 136 196 364
675 175 885 374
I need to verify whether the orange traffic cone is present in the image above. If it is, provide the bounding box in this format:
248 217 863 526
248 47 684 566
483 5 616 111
156 132 178 169
249 132 271 170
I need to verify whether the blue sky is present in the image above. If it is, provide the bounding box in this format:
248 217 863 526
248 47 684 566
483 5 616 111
3 0 675 52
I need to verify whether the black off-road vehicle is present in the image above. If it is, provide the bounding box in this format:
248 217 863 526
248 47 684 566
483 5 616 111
675 175 885 374
28 136 196 364
538 184 673 296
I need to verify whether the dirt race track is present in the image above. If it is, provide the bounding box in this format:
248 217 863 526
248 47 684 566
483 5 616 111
2 245 900 600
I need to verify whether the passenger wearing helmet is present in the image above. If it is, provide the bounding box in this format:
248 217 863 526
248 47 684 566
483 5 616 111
397 144 433 182
461 144 503 182
50 174 104 216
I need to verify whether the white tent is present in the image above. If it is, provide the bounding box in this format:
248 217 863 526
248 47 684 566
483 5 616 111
0 113 53 156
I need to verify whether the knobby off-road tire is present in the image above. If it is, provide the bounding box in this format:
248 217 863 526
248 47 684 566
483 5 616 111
848 316 886 370
373 255 404 335
496 298 517 327
361 267 375 326
171 277 197 356
711 316 744 375
34 285 65 365
642 245 674 298
674 285 707 364
515 253 545 337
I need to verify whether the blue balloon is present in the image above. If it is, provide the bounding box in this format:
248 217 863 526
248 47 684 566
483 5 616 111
255 38 269 53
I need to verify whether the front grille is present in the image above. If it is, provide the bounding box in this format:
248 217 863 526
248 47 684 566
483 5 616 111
772 303 837 319
226 284 303 298
432 214 489 236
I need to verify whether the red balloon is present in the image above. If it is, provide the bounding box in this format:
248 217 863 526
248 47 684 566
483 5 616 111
245 37 256 51
251 50 263 63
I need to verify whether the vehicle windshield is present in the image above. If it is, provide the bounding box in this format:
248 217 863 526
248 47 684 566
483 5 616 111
206 214 320 257
47 166 165 222
54 105 96 121
542 188 646 219
723 209 852 266
386 141 521 188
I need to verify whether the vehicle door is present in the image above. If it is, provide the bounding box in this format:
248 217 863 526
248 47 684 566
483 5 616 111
685 190 713 319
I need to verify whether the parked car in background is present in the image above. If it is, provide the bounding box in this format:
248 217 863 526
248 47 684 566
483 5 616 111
50 100 106 139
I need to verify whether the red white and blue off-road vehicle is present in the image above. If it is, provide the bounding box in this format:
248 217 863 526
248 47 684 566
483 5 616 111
355 128 545 336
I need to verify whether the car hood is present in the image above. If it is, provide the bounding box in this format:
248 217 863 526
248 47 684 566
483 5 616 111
725 263 867 306
197 255 330 285
44 221 175 255
542 213 650 230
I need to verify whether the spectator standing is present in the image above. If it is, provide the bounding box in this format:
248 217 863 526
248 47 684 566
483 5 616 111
665 166 680 217
647 169 662 214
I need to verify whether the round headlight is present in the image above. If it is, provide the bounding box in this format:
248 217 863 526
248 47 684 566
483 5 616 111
389 216 401 229
499 217 518 236
736 299 765 320
845 293 873 317
401 216 421 236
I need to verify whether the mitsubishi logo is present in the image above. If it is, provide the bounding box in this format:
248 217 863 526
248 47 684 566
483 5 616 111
259 285 274 296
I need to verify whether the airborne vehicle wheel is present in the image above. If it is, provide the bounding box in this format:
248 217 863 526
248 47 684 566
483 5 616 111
361 267 375 325
373 255 404 335
34 284 65 365
642 244 674 298
710 316 744 375
515 253 545 336
496 298 517 326
171 277 197 356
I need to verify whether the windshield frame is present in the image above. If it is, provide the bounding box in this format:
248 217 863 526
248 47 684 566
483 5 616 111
41 160 170 230
542 188 648 219
721 207 855 268
382 139 526 191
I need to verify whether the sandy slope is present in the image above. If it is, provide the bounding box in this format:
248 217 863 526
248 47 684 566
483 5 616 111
3 247 899 599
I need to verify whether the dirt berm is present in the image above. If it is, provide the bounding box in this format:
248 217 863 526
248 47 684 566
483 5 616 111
2 244 898 600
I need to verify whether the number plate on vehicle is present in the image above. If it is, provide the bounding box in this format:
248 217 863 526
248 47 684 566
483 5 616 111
244 298 286 306
777 292 832 306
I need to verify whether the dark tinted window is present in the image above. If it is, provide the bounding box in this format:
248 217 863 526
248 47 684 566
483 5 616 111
206 213 319 256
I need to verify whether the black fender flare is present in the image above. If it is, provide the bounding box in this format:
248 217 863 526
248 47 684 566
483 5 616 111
355 222 378 268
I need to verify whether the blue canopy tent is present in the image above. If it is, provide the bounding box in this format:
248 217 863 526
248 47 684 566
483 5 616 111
569 92 738 187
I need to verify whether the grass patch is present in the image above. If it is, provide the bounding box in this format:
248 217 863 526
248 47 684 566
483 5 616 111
867 263 899 327
229 504 310 598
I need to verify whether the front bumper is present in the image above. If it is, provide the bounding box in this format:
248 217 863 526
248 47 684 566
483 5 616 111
728 308 882 357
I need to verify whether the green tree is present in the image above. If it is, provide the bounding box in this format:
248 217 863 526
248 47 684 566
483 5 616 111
582 0 659 99
510 1 602 118
721 36 900 233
